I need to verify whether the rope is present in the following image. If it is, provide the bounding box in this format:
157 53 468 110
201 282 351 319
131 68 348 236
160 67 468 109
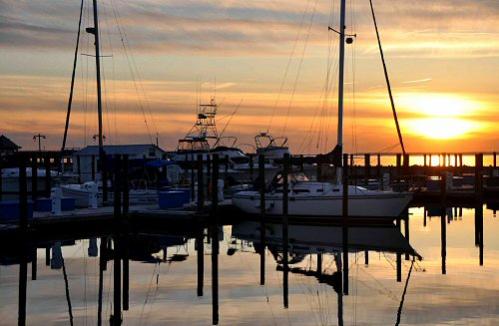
282 0 320 135
266 0 312 134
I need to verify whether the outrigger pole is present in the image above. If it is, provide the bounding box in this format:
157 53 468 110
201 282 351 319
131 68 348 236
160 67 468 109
369 0 406 155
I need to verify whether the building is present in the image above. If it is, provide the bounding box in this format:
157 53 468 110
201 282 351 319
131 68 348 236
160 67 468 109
0 135 21 158
73 144 166 182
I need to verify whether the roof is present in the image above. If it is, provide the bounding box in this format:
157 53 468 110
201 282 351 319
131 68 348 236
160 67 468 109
0 135 21 150
76 144 165 156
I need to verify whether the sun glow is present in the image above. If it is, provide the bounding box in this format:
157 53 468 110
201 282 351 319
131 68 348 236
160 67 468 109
397 93 485 139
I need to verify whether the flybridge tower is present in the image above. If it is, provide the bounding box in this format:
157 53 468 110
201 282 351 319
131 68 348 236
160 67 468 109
187 98 219 143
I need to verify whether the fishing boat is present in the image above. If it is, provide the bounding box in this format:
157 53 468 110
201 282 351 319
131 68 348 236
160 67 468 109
171 98 249 168
233 0 412 218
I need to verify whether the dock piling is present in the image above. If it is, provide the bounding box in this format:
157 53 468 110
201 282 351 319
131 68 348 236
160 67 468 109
342 153 349 294
259 155 266 286
282 153 290 308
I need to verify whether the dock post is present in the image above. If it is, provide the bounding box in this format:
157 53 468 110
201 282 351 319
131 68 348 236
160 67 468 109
211 154 219 325
377 153 381 178
206 156 211 198
31 153 38 202
396 153 402 185
111 156 122 325
190 155 195 202
299 155 304 172
44 153 51 197
197 154 204 211
18 154 28 326
76 155 81 183
249 155 254 181
423 154 427 168
316 162 322 181
364 251 369 266
364 154 370 186
259 155 266 286
396 218 402 282
122 157 129 312
403 153 409 175
196 227 204 296
494 152 497 168
342 153 349 294
91 155 96 181
475 153 483 198
282 153 289 308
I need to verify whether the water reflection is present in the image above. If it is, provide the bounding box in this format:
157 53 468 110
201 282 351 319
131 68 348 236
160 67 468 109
0 205 497 325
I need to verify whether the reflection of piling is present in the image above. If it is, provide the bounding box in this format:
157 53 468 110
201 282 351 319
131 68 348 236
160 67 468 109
440 207 447 275
317 254 323 275
364 251 369 266
475 204 484 266
211 154 219 325
196 228 204 297
404 211 410 261
282 153 290 308
259 155 266 286
342 154 349 295
31 248 37 280
396 218 402 282
18 247 27 326
97 238 106 326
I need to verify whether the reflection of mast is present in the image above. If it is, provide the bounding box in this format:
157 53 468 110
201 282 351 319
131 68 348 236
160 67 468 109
395 260 415 326
62 256 75 326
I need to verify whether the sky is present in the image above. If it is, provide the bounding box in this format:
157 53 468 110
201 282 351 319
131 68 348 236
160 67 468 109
0 0 498 153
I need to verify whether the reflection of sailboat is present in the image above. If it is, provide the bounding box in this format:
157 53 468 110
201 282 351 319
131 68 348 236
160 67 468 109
233 0 412 218
231 221 421 260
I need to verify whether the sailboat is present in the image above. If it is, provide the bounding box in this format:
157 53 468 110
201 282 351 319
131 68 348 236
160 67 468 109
233 0 412 218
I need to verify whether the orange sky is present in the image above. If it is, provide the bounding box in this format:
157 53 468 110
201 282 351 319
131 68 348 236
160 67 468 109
0 0 498 153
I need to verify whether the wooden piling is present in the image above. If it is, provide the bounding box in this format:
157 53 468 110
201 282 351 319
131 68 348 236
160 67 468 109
259 155 266 286
475 153 483 198
76 155 81 183
342 154 349 294
249 155 254 181
282 153 290 308
211 154 219 325
376 153 381 178
396 218 402 282
31 154 38 201
404 211 410 261
197 154 204 211
44 153 51 197
91 155 96 181
364 154 371 185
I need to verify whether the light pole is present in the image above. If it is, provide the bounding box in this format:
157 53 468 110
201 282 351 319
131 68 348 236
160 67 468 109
33 134 46 152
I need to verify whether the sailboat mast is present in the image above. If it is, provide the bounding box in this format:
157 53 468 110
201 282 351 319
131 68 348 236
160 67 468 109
336 0 347 153
92 0 104 152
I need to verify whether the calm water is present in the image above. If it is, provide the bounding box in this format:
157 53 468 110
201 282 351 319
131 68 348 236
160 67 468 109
0 205 498 325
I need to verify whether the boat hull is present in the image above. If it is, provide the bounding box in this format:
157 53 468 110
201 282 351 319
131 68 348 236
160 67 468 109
232 192 412 218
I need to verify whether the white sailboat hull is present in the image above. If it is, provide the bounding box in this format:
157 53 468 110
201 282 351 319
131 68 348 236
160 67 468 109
232 191 412 218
